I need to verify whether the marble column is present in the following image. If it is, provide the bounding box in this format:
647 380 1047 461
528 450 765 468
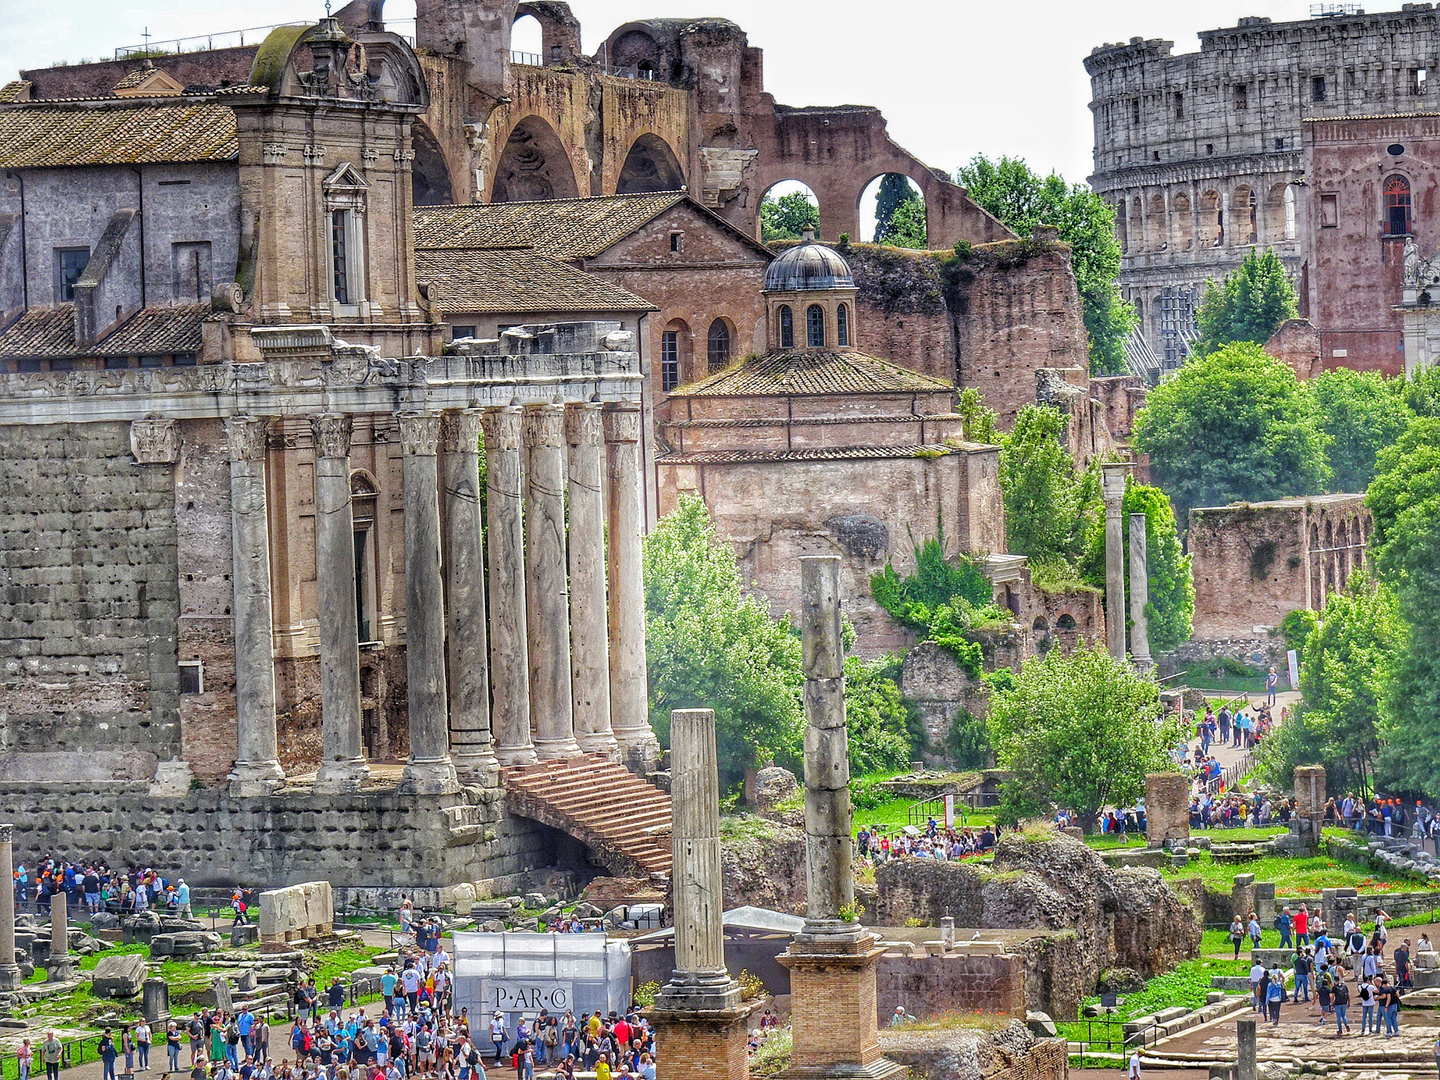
0 825 20 990
50 892 67 959
1129 511 1153 671
524 404 581 760
483 407 535 766
1101 463 1131 663
310 413 370 792
442 410 499 784
399 412 459 793
651 709 746 1080
225 416 285 796
565 404 617 758
603 404 661 771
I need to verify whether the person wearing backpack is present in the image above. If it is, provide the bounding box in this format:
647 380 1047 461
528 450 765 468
1317 963 1334 1024
1294 949 1312 1003
1333 977 1351 1036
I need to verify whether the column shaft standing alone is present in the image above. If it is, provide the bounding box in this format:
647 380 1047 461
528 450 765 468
565 404 617 758
603 404 660 771
226 416 284 795
311 414 369 792
524 404 581 759
484 407 535 766
0 825 19 990
1129 511 1152 670
442 410 498 783
1101 463 1131 663
399 411 459 793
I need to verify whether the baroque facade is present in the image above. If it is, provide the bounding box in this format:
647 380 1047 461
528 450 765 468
1086 4 1440 370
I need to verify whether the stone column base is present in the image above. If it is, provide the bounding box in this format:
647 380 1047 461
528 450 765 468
495 746 538 767
576 732 622 762
0 966 22 991
616 728 662 774
650 1002 749 1080
149 759 196 797
314 758 370 793
229 759 285 798
453 752 502 789
400 756 461 795
777 933 904 1080
533 738 584 760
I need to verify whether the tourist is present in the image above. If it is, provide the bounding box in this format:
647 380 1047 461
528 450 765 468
137 1018 153 1071
1317 962 1334 1024
122 1024 136 1073
1381 975 1402 1037
169 1023 184 1072
1275 906 1293 949
1250 958 1267 1012
1265 972 1284 1026
489 1013 506 1066
1397 939 1414 989
1333 977 1351 1036
1293 948 1312 1003
1229 916 1246 960
100 1028 119 1080
1358 976 1377 1034
18 1038 32 1080
1127 1048 1141 1080
1296 905 1310 947
42 1031 62 1080
1248 912 1263 950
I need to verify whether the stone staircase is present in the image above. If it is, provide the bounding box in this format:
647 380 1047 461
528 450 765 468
503 755 673 879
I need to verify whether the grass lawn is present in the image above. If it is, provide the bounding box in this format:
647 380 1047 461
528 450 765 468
1056 954 1249 1048
1162 849 1437 896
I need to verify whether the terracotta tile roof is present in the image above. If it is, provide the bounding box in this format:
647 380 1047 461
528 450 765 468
413 192 689 259
672 349 955 397
0 81 32 103
416 248 655 315
0 103 237 167
112 68 158 91
655 444 961 465
0 303 207 359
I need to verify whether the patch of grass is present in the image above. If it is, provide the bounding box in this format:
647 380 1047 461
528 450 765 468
311 945 388 985
891 1011 1011 1033
1160 849 1434 896
78 942 148 971
750 1028 791 1079
719 814 782 842
1057 957 1247 1048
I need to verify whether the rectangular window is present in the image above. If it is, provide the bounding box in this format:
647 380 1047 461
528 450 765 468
178 660 204 695
1234 84 1248 111
451 324 478 340
1320 193 1339 228
1414 68 1428 94
661 330 679 392
1206 143 1215 156
331 209 350 305
1313 75 1327 102
55 247 89 302
1173 91 1184 119
1131 98 1141 125
1274 137 1285 151
669 232 684 252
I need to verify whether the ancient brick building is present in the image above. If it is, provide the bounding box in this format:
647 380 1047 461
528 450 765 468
1188 494 1371 640
1086 4 1440 370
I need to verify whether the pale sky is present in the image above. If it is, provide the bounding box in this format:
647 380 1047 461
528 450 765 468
1 0 1323 185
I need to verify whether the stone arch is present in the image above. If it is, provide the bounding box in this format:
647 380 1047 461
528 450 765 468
410 120 454 207
1172 191 1193 251
1056 613 1077 630
1264 183 1293 243
1129 196 1144 252
1114 201 1128 254
509 12 543 61
608 27 662 78
616 133 685 195
1147 193 1167 252
1234 184 1257 245
1199 190 1223 247
858 172 928 244
758 179 821 242
491 115 579 203
513 2 581 64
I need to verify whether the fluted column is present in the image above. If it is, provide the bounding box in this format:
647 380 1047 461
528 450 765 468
603 404 660 771
0 825 19 990
399 412 459 794
311 413 369 792
525 404 581 760
565 404 617 758
483 407 535 766
442 410 499 784
226 416 285 796
1101 463 1131 663
1129 512 1153 671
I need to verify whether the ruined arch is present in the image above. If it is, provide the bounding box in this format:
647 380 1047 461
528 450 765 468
1199 190 1223 247
410 120 454 207
514 3 581 64
758 179 820 242
1147 193 1167 252
616 133 685 195
859 172 927 245
1129 197 1144 252
491 115 579 203
1264 183 1294 243
1172 191 1193 251
609 28 662 78
1234 184 1257 245
1114 202 1128 253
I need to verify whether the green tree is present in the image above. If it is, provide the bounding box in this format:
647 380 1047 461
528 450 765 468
1312 369 1411 493
760 191 819 242
643 495 805 788
956 154 1136 375
1131 341 1330 525
986 642 1177 831
871 539 1003 675
882 196 928 249
998 405 1102 566
1367 417 1440 795
956 387 1000 445
873 173 914 242
1194 249 1298 355
1122 482 1194 652
842 655 916 775
1254 575 1399 796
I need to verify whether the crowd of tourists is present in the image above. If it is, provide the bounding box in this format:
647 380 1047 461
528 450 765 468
1323 794 1440 840
1230 906 1422 1037
11 855 196 918
855 820 997 862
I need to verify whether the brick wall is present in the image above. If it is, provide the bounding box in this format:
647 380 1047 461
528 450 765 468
877 952 1026 1020
0 422 180 775
651 1015 748 1080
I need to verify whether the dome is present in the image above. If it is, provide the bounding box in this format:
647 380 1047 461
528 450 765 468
763 232 855 292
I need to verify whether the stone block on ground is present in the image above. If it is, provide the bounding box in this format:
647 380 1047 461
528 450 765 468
149 931 224 957
231 925 258 947
1025 1011 1057 1038
91 953 147 997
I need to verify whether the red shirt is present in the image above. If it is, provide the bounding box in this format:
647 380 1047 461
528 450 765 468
613 1021 630 1047
1295 910 1308 935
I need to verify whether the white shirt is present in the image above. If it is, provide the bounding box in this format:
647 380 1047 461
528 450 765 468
1128 1052 1141 1079
402 969 421 994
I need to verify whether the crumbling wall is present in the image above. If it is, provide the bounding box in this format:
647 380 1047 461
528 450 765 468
719 817 807 914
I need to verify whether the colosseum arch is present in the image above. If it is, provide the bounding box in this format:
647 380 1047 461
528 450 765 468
1172 191 1193 251
491 115 580 203
1147 193 1167 252
1234 185 1257 245
1199 190 1223 247
616 133 686 194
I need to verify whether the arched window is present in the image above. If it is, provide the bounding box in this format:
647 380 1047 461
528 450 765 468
1386 175 1412 236
706 319 732 371
806 304 825 348
836 304 850 347
778 305 794 349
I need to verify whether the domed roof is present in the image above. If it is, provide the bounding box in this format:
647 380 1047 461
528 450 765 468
763 231 854 292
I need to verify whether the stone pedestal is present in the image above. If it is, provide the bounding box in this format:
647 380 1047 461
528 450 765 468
50 893 67 959
398 412 459 794
1293 765 1327 849
226 416 286 795
524 405 581 759
142 978 171 1024
1236 1018 1256 1080
565 404 618 759
484 407 535 766
603 404 661 772
45 958 78 984
779 942 902 1080
1145 772 1190 849
0 826 20 991
310 414 370 792
1101 464 1131 663
441 410 499 785
1128 512 1152 671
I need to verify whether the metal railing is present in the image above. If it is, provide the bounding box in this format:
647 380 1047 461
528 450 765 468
113 18 417 60
1065 1017 1162 1051
510 50 543 67
905 792 999 828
